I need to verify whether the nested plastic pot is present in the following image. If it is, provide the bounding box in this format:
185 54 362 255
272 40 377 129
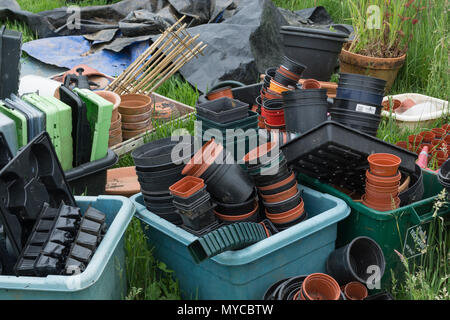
333 97 382 116
265 201 304 225
262 100 285 126
338 73 387 89
264 190 302 214
329 108 381 134
362 194 401 211
419 131 436 143
270 79 292 94
254 164 290 186
281 55 307 77
367 153 401 177
326 236 386 285
273 70 298 87
214 201 260 223
119 93 152 115
338 81 385 96
366 170 402 187
255 167 293 188
214 188 257 215
277 66 301 82
284 101 328 134
282 88 328 101
432 127 446 139
336 87 384 107
169 176 205 199
343 282 368 300
261 183 299 203
243 141 279 166
264 88 283 100
182 139 222 177
300 273 341 300
438 159 450 193
206 86 233 100
272 210 308 231
276 275 308 300
259 173 297 196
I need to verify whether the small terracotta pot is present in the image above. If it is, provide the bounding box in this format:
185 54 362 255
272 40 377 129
122 126 152 140
365 180 399 194
419 131 436 144
399 98 416 112
110 113 122 131
206 86 234 100
432 139 447 150
119 94 152 115
302 79 321 89
365 189 399 204
214 201 259 222
122 119 151 131
258 172 295 191
382 99 401 112
96 91 121 117
432 127 446 139
395 141 408 149
261 184 299 203
300 273 341 300
362 194 400 211
366 170 401 187
121 109 152 123
108 133 123 147
169 176 205 198
343 282 368 300
444 135 450 144
408 134 423 150
367 153 401 177
432 150 448 160
109 126 122 138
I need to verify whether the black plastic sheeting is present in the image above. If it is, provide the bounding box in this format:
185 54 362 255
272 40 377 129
2 0 351 93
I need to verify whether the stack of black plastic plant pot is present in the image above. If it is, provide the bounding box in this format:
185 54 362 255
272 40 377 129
282 88 329 134
330 73 386 137
182 139 258 224
169 176 217 232
131 136 195 225
243 142 307 231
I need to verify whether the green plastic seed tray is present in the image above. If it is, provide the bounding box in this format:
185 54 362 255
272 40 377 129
0 102 27 147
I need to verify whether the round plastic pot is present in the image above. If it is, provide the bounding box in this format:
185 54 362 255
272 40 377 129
301 79 321 89
362 193 401 210
258 171 296 192
432 127 446 139
284 102 328 134
343 282 368 300
339 81 385 96
395 141 408 149
269 79 291 94
276 275 307 300
254 166 291 187
182 139 221 177
206 86 233 100
326 236 386 285
136 163 182 178
364 189 399 204
243 141 279 165
262 108 285 126
246 151 284 172
255 168 293 188
263 98 284 110
138 173 183 193
281 55 307 77
264 190 302 214
332 98 382 116
119 94 152 115
339 72 387 88
214 201 260 222
365 180 399 194
280 27 348 81
96 90 121 110
336 88 383 106
259 177 297 196
273 71 298 87
399 98 416 112
264 88 283 100
282 88 327 102
399 165 424 206
264 121 286 131
419 131 436 144
265 67 277 79
215 188 257 215
300 273 341 300
266 202 304 224
205 161 255 204
199 147 229 182
367 153 401 177
251 158 289 179
261 183 299 203
366 170 401 187
277 66 301 82
272 210 308 231
263 278 291 300
438 159 450 189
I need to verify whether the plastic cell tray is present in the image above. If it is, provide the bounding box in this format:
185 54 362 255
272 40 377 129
281 121 418 193
59 86 92 167
131 182 350 299
0 101 27 147
73 88 113 162
8 94 45 142
0 195 135 300
196 97 249 123
0 111 18 155
0 132 76 260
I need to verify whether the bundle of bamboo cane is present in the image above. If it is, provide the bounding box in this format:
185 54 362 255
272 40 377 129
107 16 206 95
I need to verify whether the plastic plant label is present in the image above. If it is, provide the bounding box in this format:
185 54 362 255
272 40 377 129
403 220 431 259
355 104 377 114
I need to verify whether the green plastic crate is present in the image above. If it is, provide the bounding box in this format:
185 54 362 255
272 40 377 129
0 102 27 147
298 169 449 287
73 88 112 162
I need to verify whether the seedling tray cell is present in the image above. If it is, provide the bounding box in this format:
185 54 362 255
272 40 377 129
0 102 27 147
196 97 249 123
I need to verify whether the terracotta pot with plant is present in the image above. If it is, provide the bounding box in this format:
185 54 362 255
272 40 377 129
339 0 423 91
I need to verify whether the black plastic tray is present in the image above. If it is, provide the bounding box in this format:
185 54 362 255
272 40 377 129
196 97 249 124
0 132 12 169
59 85 92 167
281 121 417 191
0 26 21 99
0 132 76 258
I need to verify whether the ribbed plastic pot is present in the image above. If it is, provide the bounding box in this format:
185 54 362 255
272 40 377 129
206 86 233 100
300 273 341 300
336 88 384 106
264 191 302 214
418 131 436 144
333 98 382 116
214 201 260 223
432 128 446 139
215 188 257 215
280 55 307 77
281 26 348 81
277 66 301 82
367 153 401 177
326 236 386 285
329 108 381 137
273 70 298 87
284 101 328 134
365 170 401 187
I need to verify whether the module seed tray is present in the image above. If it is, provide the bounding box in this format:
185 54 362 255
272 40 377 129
8 94 45 142
0 101 27 147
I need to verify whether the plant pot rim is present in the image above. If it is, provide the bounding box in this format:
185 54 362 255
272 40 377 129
258 171 296 191
368 153 401 171
340 46 406 69
169 176 205 198
261 183 298 203
343 282 368 300
95 90 121 109
301 273 341 300
366 170 402 184
182 139 218 176
265 200 304 223
214 201 259 222
243 141 279 164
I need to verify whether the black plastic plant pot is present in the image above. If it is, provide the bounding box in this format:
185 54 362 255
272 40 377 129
282 88 328 101
255 166 292 187
281 56 307 77
65 149 119 196
258 177 297 197
333 98 383 116
262 98 284 110
263 191 302 214
337 81 385 96
273 71 297 87
217 206 261 224
205 161 255 204
280 26 348 81
259 218 279 236
284 102 328 134
326 236 386 285
215 188 257 215
142 190 172 202
181 220 223 237
263 278 291 300
247 151 285 172
339 73 386 89
196 97 249 124
329 108 381 130
136 163 183 179
273 211 308 231
276 275 307 300
179 207 217 231
138 171 184 193
438 159 450 192
132 135 195 171
336 88 384 106
399 165 424 206
154 211 183 225
145 202 178 215
252 158 289 181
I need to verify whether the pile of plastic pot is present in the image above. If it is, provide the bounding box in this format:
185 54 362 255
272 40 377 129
282 87 329 134
330 73 387 137
182 139 258 226
263 236 387 300
396 124 450 168
131 136 195 225
242 141 307 231
362 153 402 211
259 56 306 130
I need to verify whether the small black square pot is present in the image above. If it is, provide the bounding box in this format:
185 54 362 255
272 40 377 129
173 193 215 217
263 190 302 214
178 207 217 231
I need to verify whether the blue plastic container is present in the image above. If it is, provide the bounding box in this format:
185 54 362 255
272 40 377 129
0 195 135 300
131 183 350 299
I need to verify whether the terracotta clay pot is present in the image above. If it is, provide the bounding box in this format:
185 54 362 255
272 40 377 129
265 201 305 224
419 131 436 144
408 135 423 151
110 113 122 131
105 166 139 197
339 45 406 92
366 170 401 187
119 94 152 115
432 150 448 160
109 126 122 138
432 139 447 150
169 176 205 198
108 134 123 147
122 119 151 131
343 282 368 300
362 194 400 211
121 110 152 123
300 273 341 300
365 189 399 204
302 79 321 89
122 126 152 140
206 86 233 100
365 180 399 194
382 99 401 112
96 90 121 121
432 127 446 139
367 153 401 177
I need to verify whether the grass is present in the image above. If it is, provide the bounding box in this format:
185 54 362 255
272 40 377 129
2 0 448 300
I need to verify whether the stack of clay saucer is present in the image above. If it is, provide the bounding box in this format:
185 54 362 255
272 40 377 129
95 90 122 147
362 153 402 211
119 93 153 141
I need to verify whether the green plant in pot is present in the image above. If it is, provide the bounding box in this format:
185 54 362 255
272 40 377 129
339 0 423 91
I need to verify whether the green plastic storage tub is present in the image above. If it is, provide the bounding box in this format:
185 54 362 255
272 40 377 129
131 183 350 299
298 170 449 287
0 195 135 300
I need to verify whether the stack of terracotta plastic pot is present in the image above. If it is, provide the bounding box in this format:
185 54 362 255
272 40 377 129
169 176 217 231
182 139 257 223
243 141 307 231
96 90 122 147
362 153 402 211
119 93 153 140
